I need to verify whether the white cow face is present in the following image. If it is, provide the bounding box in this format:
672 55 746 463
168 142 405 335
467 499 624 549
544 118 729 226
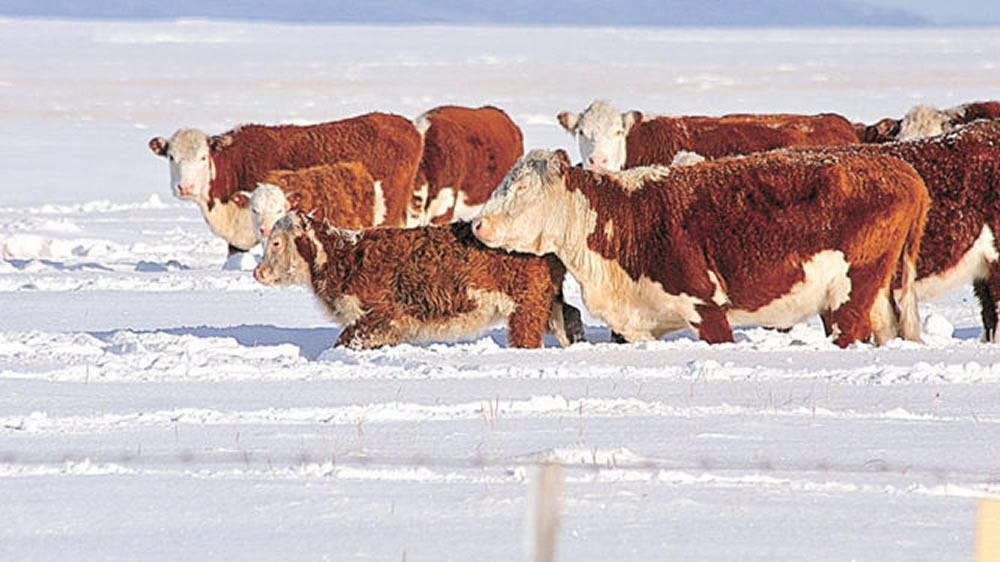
248 183 291 242
557 100 642 172
254 213 311 286
472 149 571 256
148 128 228 202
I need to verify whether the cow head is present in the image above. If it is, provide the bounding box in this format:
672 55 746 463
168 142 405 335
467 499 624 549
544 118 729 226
148 128 233 202
557 100 641 172
473 149 572 255
254 212 312 286
248 183 291 242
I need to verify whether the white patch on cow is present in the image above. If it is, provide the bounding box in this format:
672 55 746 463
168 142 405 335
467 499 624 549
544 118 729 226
427 187 456 223
413 112 433 136
898 104 951 140
913 225 999 302
613 166 670 192
451 190 482 222
671 150 706 167
305 226 328 269
603 218 614 242
407 182 428 227
395 288 517 343
869 286 897 345
199 198 258 251
326 295 365 327
250 183 290 242
707 271 728 307
727 250 852 330
372 180 387 227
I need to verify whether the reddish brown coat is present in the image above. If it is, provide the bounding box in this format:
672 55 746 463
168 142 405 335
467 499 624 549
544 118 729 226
255 212 583 350
624 112 858 167
798 119 1000 339
260 163 380 230
477 149 928 347
203 113 418 225
411 105 523 225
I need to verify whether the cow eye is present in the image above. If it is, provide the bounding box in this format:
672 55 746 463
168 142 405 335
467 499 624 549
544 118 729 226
615 130 624 137
200 155 208 162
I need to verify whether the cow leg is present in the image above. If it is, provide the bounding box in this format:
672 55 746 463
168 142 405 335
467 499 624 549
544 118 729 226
227 243 245 256
508 303 548 349
609 330 628 344
546 297 585 347
335 317 403 350
692 303 734 344
827 261 889 347
974 270 1000 342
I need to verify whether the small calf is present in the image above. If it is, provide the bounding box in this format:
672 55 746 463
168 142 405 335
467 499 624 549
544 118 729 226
254 211 585 350
233 162 386 242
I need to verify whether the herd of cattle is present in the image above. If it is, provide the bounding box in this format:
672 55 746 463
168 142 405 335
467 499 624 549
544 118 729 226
148 99 1000 350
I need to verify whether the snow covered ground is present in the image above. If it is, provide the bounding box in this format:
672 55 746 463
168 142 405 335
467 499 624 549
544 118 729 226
1 18 999 561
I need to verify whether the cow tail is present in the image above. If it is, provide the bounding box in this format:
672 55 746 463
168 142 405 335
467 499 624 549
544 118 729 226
897 190 928 342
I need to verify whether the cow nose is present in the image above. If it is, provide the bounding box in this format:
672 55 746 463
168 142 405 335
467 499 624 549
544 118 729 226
472 218 483 234
259 227 271 240
253 266 263 282
176 183 195 196
587 155 608 170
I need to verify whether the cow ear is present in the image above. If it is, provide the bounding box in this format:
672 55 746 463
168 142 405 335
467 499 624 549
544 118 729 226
149 137 169 157
286 191 303 209
231 191 251 208
554 149 572 174
556 111 579 133
622 110 643 133
309 205 326 223
209 134 233 151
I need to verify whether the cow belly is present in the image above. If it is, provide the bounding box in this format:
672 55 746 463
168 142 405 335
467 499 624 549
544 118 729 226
727 250 852 329
913 225 998 302
580 273 701 341
399 288 516 342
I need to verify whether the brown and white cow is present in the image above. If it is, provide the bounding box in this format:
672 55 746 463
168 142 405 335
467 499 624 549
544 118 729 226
148 113 422 253
254 211 585 350
234 162 385 242
859 100 1000 143
409 105 524 226
472 149 929 347
801 119 1000 341
556 99 859 172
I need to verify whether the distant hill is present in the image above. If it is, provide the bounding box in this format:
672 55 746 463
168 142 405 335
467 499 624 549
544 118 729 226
0 0 930 26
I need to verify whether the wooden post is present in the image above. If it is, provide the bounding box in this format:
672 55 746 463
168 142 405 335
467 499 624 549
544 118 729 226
525 462 564 562
977 499 1000 562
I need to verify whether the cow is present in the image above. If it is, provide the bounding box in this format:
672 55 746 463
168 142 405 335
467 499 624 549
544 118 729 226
253 210 585 350
472 149 930 348
232 162 384 242
859 100 1000 143
408 105 524 226
148 112 422 254
800 119 1000 341
555 99 859 172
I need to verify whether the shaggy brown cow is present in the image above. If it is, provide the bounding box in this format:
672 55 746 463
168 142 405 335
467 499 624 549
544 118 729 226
556 99 858 172
232 162 384 241
254 211 585 350
801 119 1000 341
409 105 524 226
148 113 422 253
859 100 1000 143
473 149 929 347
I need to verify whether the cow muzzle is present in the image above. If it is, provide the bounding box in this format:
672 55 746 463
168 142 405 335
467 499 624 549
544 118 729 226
175 183 196 198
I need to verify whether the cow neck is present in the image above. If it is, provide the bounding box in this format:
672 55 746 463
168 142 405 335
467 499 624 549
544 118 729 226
560 166 640 273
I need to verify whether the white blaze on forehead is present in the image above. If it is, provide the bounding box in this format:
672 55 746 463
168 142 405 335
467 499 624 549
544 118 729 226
164 128 213 201
570 100 629 172
250 183 290 240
